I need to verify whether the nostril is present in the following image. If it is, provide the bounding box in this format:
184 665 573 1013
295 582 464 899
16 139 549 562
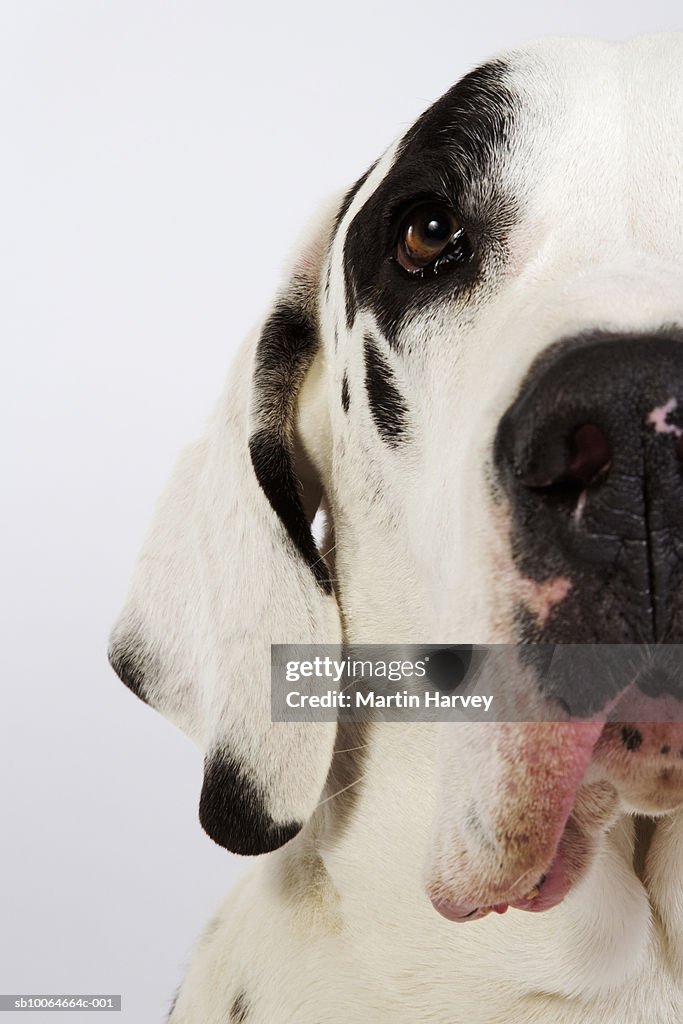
519 422 611 496
567 423 611 486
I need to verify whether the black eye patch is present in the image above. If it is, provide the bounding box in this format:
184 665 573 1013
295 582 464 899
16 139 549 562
341 59 519 346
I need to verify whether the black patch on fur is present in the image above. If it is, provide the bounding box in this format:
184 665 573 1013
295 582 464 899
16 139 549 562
341 373 350 413
249 302 331 593
199 751 302 856
230 992 250 1023
364 336 409 445
424 647 472 692
342 60 518 343
107 632 152 705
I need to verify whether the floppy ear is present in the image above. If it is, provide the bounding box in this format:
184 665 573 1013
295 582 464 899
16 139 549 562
108 200 342 855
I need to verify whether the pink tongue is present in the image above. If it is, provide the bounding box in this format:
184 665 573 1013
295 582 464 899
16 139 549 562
431 721 604 921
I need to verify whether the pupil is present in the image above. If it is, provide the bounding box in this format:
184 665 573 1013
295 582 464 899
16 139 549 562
424 213 451 242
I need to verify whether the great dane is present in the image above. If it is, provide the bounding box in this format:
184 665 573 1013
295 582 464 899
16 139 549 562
109 34 683 1023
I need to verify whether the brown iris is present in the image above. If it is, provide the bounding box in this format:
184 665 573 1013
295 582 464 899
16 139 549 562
397 203 463 273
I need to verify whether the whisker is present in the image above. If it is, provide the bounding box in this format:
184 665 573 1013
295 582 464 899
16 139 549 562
310 542 337 571
315 774 365 808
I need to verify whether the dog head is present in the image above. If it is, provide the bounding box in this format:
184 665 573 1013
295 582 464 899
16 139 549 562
110 35 683 919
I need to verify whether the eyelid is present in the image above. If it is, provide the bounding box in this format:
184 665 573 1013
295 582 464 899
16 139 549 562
391 192 456 221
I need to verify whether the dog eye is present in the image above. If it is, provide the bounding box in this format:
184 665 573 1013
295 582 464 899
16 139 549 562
396 203 468 276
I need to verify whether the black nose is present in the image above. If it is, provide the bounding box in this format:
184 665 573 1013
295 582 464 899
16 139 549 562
495 330 683 643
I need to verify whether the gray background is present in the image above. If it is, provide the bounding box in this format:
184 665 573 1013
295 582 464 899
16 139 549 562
2 2 681 1021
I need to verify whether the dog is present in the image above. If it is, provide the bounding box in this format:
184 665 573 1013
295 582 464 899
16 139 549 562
109 34 683 1023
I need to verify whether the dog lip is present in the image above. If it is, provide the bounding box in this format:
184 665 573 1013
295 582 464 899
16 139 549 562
429 721 606 925
430 858 566 922
429 761 595 925
431 862 561 921
509 853 571 914
429 899 493 922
